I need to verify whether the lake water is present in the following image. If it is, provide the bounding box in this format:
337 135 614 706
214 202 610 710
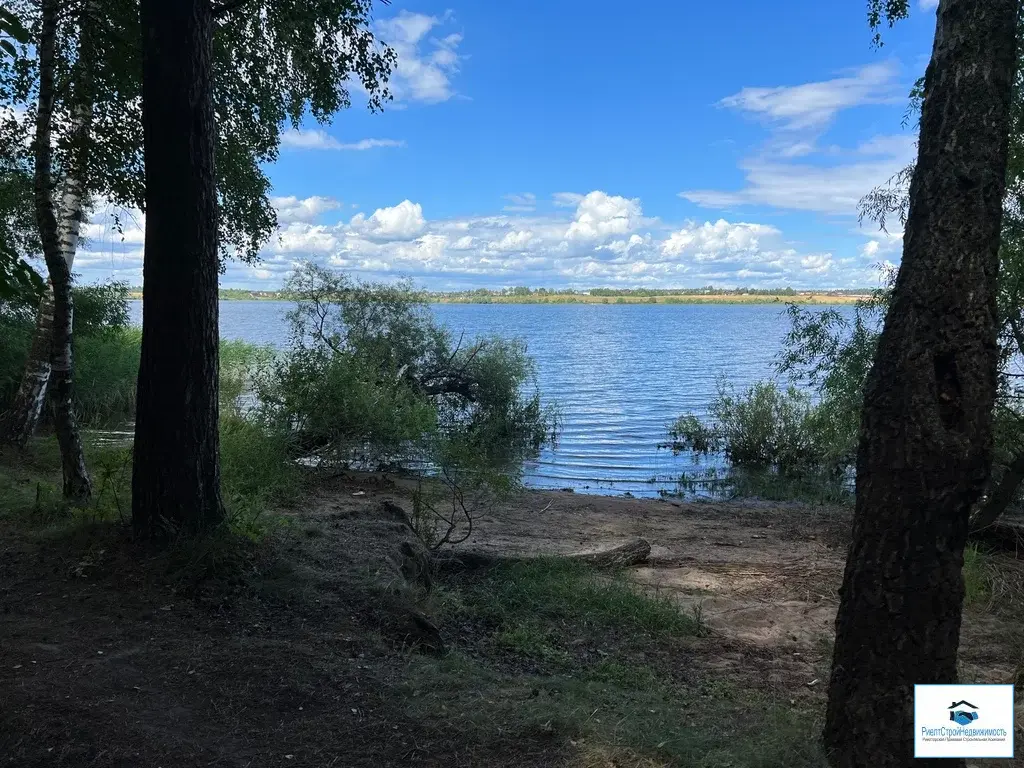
129 300 855 497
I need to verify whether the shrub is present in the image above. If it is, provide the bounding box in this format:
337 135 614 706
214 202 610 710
666 280 891 498
668 380 826 478
0 279 139 424
254 263 558 544
257 263 557 472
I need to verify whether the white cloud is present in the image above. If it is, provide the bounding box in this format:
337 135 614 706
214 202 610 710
565 191 642 240
349 199 426 240
681 149 914 215
919 0 939 9
72 189 889 291
719 61 902 131
489 230 535 252
272 195 340 224
274 223 339 254
661 219 780 259
552 192 584 208
375 11 464 104
280 129 405 151
800 254 833 274
687 64 917 218
503 193 537 212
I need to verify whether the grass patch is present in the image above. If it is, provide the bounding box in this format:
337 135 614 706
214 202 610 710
0 438 132 530
399 651 825 768
443 557 697 637
963 543 992 609
2 419 299 544
422 558 829 765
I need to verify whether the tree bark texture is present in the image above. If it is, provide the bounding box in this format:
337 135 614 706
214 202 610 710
2 4 94 448
32 0 92 505
823 2 1019 766
132 0 224 540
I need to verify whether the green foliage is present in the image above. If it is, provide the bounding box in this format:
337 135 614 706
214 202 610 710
0 438 132 529
258 263 556 473
665 283 893 499
0 279 139 423
219 412 299 538
669 380 828 477
1 0 395 265
253 264 557 545
74 327 140 425
73 279 130 332
866 0 910 47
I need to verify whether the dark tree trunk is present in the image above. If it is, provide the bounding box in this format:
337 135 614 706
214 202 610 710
824 2 1019 766
132 0 224 540
970 448 1024 531
32 0 91 506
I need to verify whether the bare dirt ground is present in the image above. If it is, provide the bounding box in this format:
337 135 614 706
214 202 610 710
465 490 1024 708
3 473 1023 766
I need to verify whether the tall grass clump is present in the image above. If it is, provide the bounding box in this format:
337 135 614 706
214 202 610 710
218 339 298 536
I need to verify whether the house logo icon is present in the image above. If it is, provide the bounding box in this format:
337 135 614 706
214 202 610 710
948 700 980 726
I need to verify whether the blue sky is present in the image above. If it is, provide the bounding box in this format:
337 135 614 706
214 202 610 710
79 0 940 290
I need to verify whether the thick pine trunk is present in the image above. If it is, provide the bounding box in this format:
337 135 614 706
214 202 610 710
32 0 91 505
132 0 224 540
1 8 93 448
823 2 1018 766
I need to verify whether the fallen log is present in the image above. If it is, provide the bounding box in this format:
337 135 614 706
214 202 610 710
433 537 652 573
568 537 651 568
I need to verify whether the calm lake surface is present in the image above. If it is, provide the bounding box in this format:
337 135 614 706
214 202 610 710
129 300 855 497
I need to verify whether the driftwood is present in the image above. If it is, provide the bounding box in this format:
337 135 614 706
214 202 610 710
568 537 651 568
433 537 652 574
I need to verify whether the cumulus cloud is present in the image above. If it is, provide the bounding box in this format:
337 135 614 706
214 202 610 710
919 0 939 9
375 11 464 104
349 199 426 240
71 190 885 291
273 195 341 224
280 129 405 151
564 191 642 240
800 254 833 274
661 219 779 259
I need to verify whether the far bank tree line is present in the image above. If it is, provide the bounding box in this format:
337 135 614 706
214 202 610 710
0 1 1021 767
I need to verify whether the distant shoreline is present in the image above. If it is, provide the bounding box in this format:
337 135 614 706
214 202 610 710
128 291 869 306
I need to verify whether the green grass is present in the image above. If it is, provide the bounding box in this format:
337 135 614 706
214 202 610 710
443 557 698 637
0 437 132 530
420 558 829 765
399 651 826 768
1 413 299 543
75 328 142 425
963 543 993 609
